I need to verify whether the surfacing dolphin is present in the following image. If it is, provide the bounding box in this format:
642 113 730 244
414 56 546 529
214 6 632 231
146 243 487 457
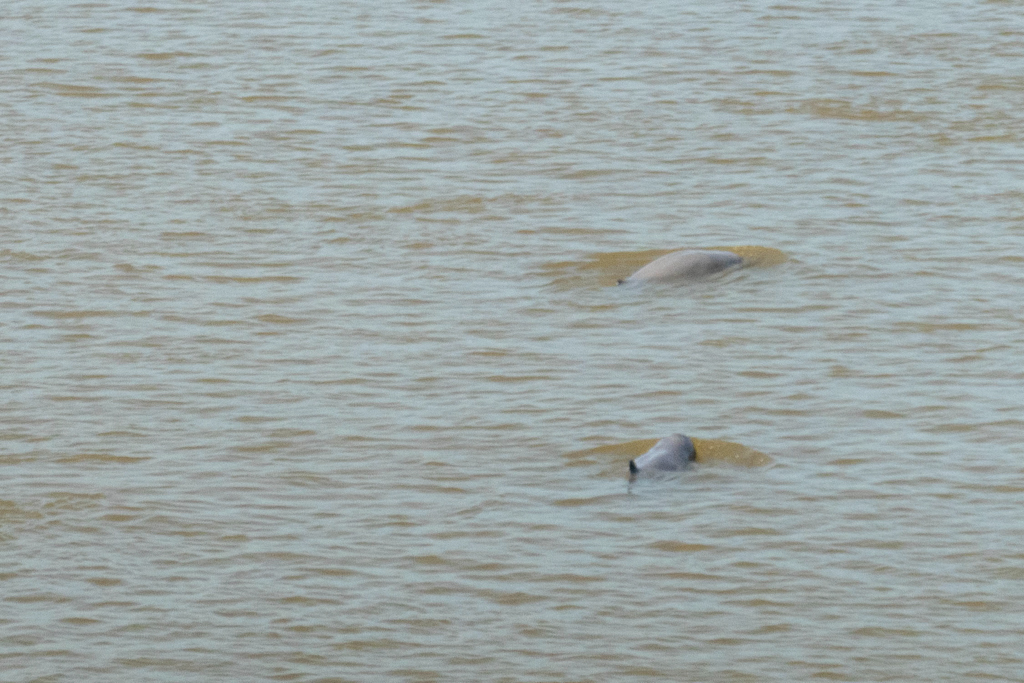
628 433 697 480
618 249 742 285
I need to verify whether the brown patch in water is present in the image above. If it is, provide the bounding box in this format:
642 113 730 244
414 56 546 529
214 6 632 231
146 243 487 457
543 245 786 288
564 436 773 477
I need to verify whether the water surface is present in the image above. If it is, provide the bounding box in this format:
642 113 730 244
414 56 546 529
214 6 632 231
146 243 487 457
3 1 1024 681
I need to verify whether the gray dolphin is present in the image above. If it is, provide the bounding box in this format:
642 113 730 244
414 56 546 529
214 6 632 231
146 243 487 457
628 434 697 479
618 249 742 284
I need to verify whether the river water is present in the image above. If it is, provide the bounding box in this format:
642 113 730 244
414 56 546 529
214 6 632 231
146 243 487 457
3 1 1024 681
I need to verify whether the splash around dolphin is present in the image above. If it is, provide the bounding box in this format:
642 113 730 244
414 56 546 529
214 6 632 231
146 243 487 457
561 434 773 476
618 249 743 285
628 434 697 480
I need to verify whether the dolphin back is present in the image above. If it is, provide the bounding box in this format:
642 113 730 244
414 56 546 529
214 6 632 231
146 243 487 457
622 249 742 284
629 433 697 478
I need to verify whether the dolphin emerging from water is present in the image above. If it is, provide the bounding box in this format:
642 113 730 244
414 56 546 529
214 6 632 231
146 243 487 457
628 434 697 479
618 249 742 285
